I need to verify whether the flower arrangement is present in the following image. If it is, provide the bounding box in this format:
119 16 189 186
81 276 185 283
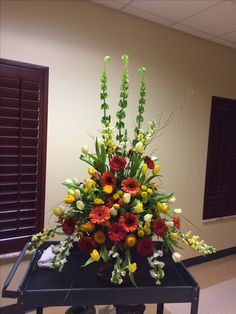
28 55 215 286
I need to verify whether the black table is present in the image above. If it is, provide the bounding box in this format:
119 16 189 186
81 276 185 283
2 241 199 314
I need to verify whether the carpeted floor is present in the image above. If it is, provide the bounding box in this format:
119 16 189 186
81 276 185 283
165 277 236 314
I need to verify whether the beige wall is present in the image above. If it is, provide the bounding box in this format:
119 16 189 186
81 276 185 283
1 0 236 305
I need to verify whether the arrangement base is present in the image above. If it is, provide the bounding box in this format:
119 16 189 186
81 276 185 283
114 304 146 314
65 305 96 314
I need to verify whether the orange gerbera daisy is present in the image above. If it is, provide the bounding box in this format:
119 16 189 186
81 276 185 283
121 177 140 196
119 212 139 232
89 205 110 224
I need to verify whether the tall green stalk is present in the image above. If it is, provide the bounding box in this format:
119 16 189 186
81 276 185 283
100 56 111 127
116 55 129 146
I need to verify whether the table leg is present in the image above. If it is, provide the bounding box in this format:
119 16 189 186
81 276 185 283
156 303 164 314
191 286 200 314
36 307 43 314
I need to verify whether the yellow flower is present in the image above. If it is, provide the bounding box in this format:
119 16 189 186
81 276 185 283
103 185 113 194
117 190 123 196
94 230 106 244
145 228 151 235
162 203 169 214
152 165 160 175
32 235 38 241
64 194 75 204
113 193 119 200
170 232 179 240
141 185 147 191
141 191 147 198
67 188 74 195
156 202 162 212
88 166 95 175
79 223 87 232
107 139 115 147
52 207 64 217
141 191 148 203
113 203 120 210
125 234 137 247
128 263 137 273
141 163 148 175
138 229 144 237
134 201 143 213
94 198 105 205
144 221 150 228
147 188 153 194
85 179 96 190
90 249 100 261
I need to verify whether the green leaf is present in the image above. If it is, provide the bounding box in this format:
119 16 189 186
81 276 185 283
100 144 107 164
100 245 109 263
82 257 95 267
128 272 138 287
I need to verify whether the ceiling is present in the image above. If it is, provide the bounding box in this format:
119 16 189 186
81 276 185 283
91 0 236 50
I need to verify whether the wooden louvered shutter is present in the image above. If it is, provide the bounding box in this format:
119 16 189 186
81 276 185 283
0 59 48 254
203 96 236 220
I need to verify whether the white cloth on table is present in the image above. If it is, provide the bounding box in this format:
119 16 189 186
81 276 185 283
37 245 55 268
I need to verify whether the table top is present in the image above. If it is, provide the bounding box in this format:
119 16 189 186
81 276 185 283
3 241 199 308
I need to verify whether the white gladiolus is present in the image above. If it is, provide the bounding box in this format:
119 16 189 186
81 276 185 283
169 196 176 203
166 221 174 227
172 252 183 263
64 178 73 185
144 214 153 222
174 208 182 214
81 145 89 155
76 200 85 210
72 177 79 184
123 193 131 204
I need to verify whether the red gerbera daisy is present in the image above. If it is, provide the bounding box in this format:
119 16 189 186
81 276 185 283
62 217 77 235
136 238 153 256
78 236 96 253
109 155 126 171
108 223 126 242
121 177 140 196
173 214 181 229
89 205 110 224
119 212 139 232
144 156 155 169
154 218 167 236
101 171 115 187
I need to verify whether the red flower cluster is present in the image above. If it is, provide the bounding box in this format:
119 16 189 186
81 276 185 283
173 214 181 229
137 238 153 256
109 155 126 171
154 218 167 236
108 223 126 242
144 156 155 169
78 237 96 253
62 217 77 235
